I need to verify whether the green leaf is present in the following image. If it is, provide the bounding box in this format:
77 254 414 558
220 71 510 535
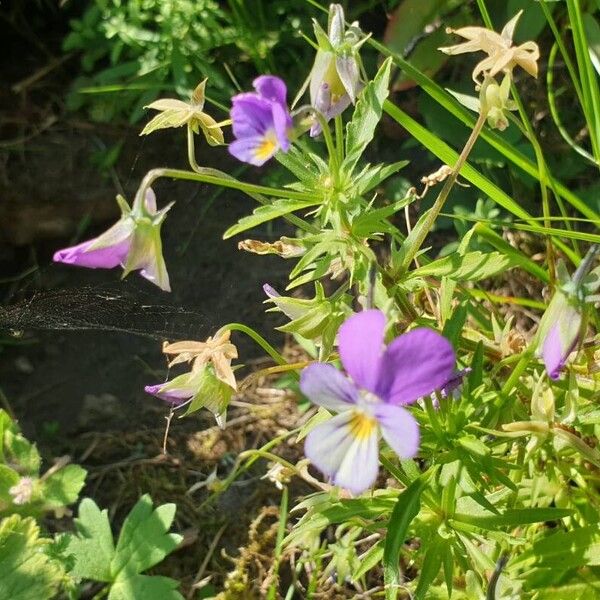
108 573 183 600
408 251 513 281
67 497 115 582
452 507 572 530
223 198 321 239
354 160 409 195
111 494 182 577
414 537 445 600
42 464 87 510
4 427 41 475
383 476 427 600
344 57 392 171
183 365 234 419
509 525 600 570
0 515 66 600
0 464 20 508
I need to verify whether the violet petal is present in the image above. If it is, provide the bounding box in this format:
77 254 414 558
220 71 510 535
300 363 358 411
338 309 386 394
376 328 455 405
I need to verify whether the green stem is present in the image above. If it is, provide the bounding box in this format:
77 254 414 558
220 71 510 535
401 108 489 270
219 322 287 366
499 347 535 399
334 114 344 165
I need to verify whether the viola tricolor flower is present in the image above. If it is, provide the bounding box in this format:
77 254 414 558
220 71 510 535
301 310 455 494
53 188 172 291
308 4 362 136
229 76 292 166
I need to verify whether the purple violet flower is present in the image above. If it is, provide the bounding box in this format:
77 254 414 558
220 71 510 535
53 188 172 291
229 76 292 166
301 309 456 495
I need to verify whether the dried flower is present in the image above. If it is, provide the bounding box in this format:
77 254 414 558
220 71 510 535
53 188 172 291
439 10 539 84
141 79 224 146
301 310 455 494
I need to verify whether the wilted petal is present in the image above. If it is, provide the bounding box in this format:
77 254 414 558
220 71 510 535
328 4 345 47
309 51 333 106
305 410 380 494
376 328 455 405
374 403 420 459
336 54 360 102
300 363 358 411
338 309 386 393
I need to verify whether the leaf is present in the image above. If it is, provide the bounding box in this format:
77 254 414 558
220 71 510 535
0 515 65 600
108 573 183 600
509 525 600 570
223 199 321 239
0 464 20 508
344 57 392 171
4 427 41 475
67 497 115 582
383 476 427 600
414 537 445 600
354 160 409 195
42 464 87 509
111 494 182 577
453 507 572 530
183 365 234 419
408 251 513 281
583 13 600 77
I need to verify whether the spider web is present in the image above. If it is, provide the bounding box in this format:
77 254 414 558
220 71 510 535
0 285 211 341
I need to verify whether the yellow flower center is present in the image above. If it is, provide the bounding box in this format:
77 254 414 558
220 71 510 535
348 410 377 441
254 130 278 161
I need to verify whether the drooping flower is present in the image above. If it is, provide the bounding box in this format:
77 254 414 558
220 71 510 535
229 76 293 166
53 188 172 291
301 310 455 494
141 79 224 146
145 330 238 425
536 246 600 379
308 3 363 135
439 10 539 84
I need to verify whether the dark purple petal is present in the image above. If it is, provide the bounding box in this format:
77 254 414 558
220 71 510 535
440 368 472 399
254 75 287 106
271 101 292 151
374 403 420 459
231 95 273 138
53 237 131 269
375 328 455 405
338 309 386 394
305 410 379 495
300 363 358 411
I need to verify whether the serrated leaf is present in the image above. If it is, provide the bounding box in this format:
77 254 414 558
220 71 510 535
67 497 115 582
0 464 20 508
111 494 182 577
4 427 41 475
108 573 183 600
383 476 427 600
408 251 513 281
223 199 321 239
0 515 65 600
344 57 392 171
42 464 87 509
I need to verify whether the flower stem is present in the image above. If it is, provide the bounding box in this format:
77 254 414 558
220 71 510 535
401 108 489 270
219 322 287 366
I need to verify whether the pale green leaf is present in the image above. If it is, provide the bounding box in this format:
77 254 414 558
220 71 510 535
0 515 65 600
